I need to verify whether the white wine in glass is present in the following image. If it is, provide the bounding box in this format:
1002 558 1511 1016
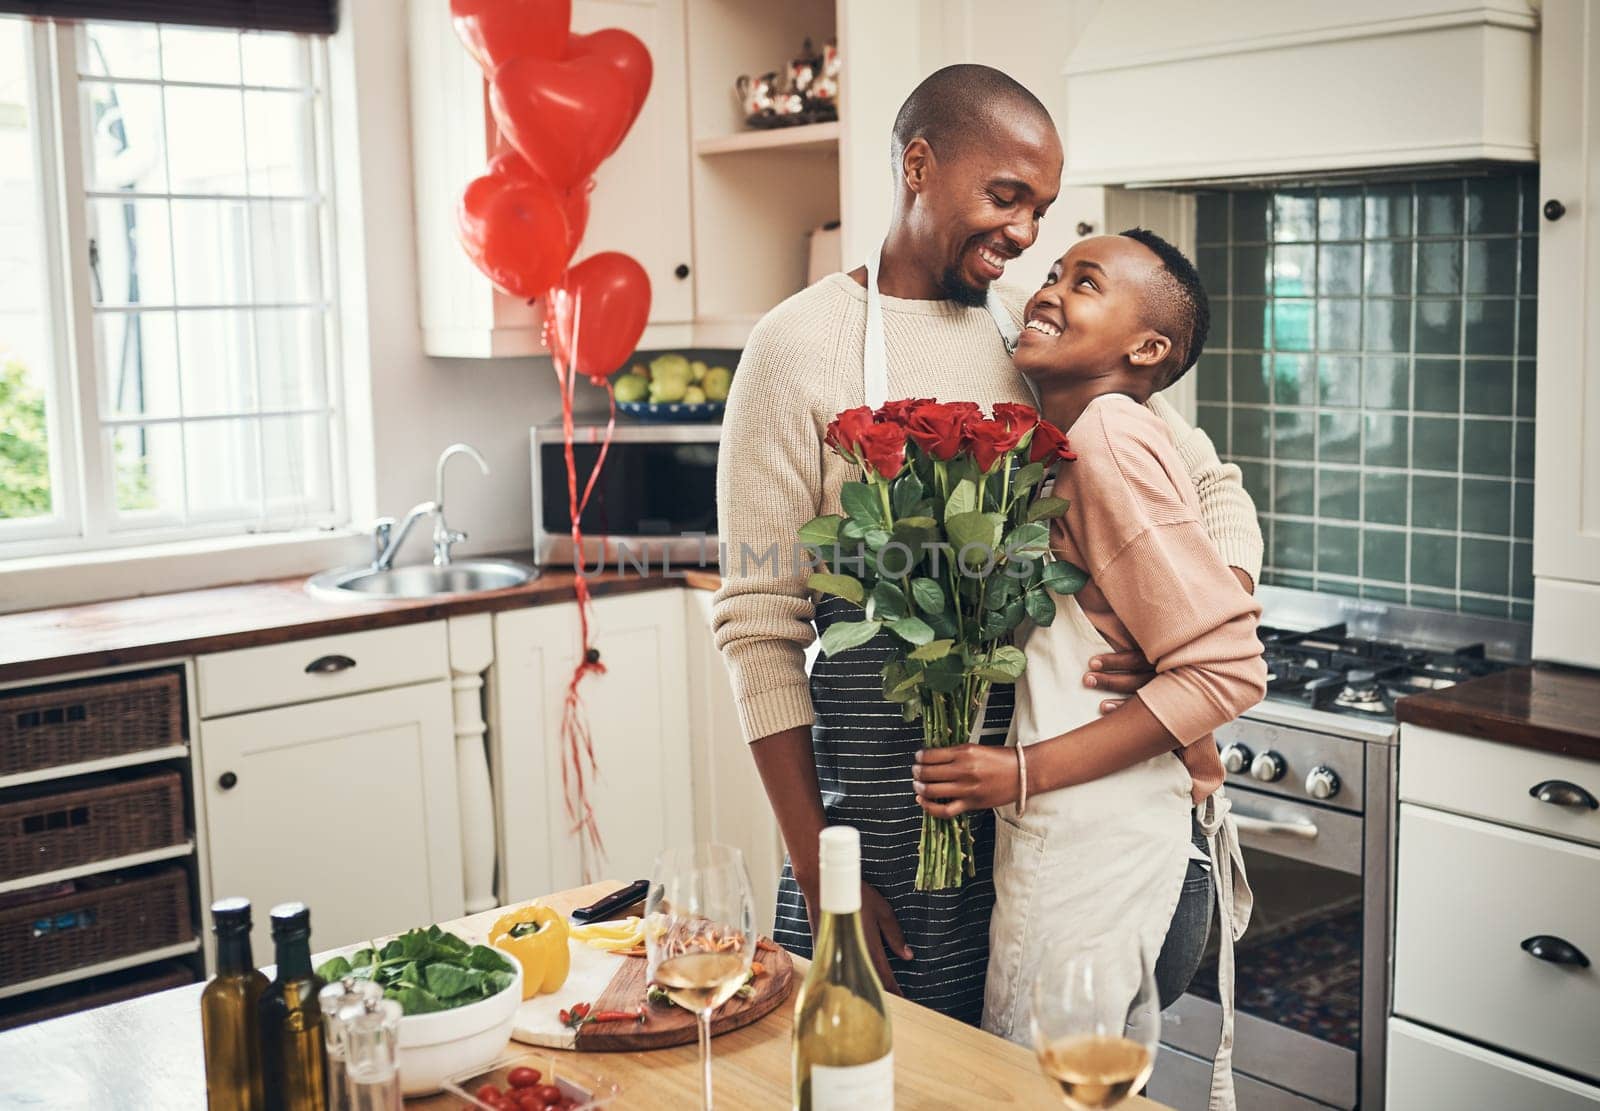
645 843 757 1111
1031 944 1160 1111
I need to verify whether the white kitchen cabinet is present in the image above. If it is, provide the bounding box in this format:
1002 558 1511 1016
684 589 783 937
493 590 693 901
198 681 465 960
408 0 693 356
1532 0 1600 668
1388 1018 1600 1111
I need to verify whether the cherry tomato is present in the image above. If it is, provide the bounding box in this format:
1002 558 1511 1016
476 1083 502 1103
534 1085 563 1106
507 1066 543 1089
515 1093 543 1111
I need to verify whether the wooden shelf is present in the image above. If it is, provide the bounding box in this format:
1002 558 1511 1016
695 121 840 156
0 939 201 1001
0 746 190 792
0 841 196 897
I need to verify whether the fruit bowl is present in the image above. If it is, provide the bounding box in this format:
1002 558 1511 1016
616 399 725 423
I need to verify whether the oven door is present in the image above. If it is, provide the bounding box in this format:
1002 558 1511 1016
1151 790 1370 1110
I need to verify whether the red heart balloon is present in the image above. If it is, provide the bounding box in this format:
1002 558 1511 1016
490 53 632 192
457 165 571 300
488 150 591 262
547 252 651 380
566 28 653 154
450 0 570 73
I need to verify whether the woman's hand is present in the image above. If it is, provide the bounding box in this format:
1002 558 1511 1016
913 744 1022 817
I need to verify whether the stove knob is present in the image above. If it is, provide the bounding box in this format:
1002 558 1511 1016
1306 766 1341 800
1220 743 1253 774
1250 750 1287 783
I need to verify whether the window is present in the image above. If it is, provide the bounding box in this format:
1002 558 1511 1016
0 17 344 557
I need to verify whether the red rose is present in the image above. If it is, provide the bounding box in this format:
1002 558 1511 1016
992 402 1039 436
857 422 908 479
966 417 1025 473
824 406 875 459
1028 419 1078 464
877 397 935 425
905 402 973 461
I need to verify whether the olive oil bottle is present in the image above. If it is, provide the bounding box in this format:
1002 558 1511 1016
259 903 328 1111
201 897 268 1110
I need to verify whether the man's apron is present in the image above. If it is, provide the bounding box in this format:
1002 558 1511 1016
770 246 1023 1023
983 591 1254 1111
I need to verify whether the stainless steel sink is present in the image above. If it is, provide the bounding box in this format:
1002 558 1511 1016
306 559 537 602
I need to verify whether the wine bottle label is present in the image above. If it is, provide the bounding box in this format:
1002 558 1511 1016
810 1051 893 1109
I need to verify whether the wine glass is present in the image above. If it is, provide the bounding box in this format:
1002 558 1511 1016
1030 942 1161 1110
645 843 757 1111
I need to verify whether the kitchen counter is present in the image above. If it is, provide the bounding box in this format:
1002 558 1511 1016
0 563 723 685
0 882 1161 1109
1396 663 1600 762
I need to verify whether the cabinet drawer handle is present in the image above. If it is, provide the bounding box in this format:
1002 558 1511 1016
1529 779 1598 810
673 263 690 279
1521 935 1590 968
1543 199 1566 221
305 654 357 675
218 772 238 791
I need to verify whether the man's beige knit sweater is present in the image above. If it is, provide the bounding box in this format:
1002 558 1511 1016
712 272 1264 743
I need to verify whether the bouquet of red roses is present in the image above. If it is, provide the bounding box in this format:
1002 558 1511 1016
799 399 1085 889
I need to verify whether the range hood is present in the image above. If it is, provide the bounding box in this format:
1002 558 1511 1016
1061 0 1539 187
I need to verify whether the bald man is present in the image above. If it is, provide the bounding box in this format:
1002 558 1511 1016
713 64 1263 1023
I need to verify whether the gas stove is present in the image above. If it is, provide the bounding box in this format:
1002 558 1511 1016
1258 622 1512 721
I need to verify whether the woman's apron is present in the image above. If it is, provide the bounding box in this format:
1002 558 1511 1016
982 591 1254 1111
770 246 1024 1024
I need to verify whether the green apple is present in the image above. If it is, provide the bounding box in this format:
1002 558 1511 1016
684 385 707 405
703 366 733 402
614 374 649 403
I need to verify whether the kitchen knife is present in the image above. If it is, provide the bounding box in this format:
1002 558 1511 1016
570 879 649 922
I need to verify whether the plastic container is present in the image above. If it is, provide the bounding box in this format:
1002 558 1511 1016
443 1051 623 1111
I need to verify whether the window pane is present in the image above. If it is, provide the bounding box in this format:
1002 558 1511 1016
0 18 57 523
261 413 331 518
250 202 318 303
177 309 257 416
185 418 261 522
244 90 314 196
256 308 324 410
89 198 176 305
170 199 252 304
111 423 183 518
95 311 180 419
165 86 247 194
159 27 241 85
84 80 168 194
241 33 311 89
82 22 161 81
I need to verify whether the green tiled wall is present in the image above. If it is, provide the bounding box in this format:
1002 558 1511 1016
1194 172 1537 620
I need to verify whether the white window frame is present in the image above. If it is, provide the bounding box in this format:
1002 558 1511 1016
0 17 349 561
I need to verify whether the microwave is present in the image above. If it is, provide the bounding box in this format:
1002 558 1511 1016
531 422 720 567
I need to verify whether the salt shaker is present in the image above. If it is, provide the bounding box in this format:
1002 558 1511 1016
344 997 404 1111
318 977 383 1111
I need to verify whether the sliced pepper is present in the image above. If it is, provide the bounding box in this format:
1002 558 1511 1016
570 917 644 951
489 904 571 999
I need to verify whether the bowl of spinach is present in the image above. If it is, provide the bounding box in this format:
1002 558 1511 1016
316 925 525 1096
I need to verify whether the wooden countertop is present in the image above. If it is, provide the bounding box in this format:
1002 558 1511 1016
0 564 722 685
0 882 1162 1109
1396 663 1600 762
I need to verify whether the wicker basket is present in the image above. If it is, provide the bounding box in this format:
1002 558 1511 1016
0 866 193 989
0 961 194 1031
0 771 187 884
0 672 184 778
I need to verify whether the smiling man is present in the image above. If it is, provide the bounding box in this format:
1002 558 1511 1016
713 64 1263 1024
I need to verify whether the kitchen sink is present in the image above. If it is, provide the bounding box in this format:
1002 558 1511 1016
306 559 537 602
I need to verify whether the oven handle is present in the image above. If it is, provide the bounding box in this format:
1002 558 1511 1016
1230 810 1319 840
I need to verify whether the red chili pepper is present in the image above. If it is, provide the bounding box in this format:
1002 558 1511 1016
589 1006 646 1024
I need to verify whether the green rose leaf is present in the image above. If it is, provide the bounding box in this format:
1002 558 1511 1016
868 581 909 622
797 514 843 548
975 644 1028 682
944 478 977 523
888 615 935 646
1003 521 1051 558
820 619 882 656
892 471 925 517
841 481 884 526
807 572 865 604
947 510 1001 558
910 576 947 615
922 657 965 692
1027 495 1071 523
1012 461 1046 498
891 516 938 554
864 528 891 551
1024 587 1057 625
840 518 868 542
908 638 954 661
1042 559 1090 594
979 596 1027 640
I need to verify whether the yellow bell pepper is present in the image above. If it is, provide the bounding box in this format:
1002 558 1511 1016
489 904 571 999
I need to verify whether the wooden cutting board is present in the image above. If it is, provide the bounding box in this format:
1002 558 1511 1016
510 934 795 1052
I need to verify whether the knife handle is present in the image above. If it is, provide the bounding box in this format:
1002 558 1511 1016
571 879 649 922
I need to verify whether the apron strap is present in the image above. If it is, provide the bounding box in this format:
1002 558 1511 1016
1197 789 1254 1111
862 242 1021 409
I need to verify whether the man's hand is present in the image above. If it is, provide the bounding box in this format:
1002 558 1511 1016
795 874 910 995
912 743 1021 816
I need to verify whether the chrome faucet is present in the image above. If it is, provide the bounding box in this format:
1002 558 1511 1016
370 443 491 570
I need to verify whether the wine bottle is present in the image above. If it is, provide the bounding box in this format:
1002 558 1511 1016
259 902 328 1111
792 826 894 1111
201 897 268 1110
